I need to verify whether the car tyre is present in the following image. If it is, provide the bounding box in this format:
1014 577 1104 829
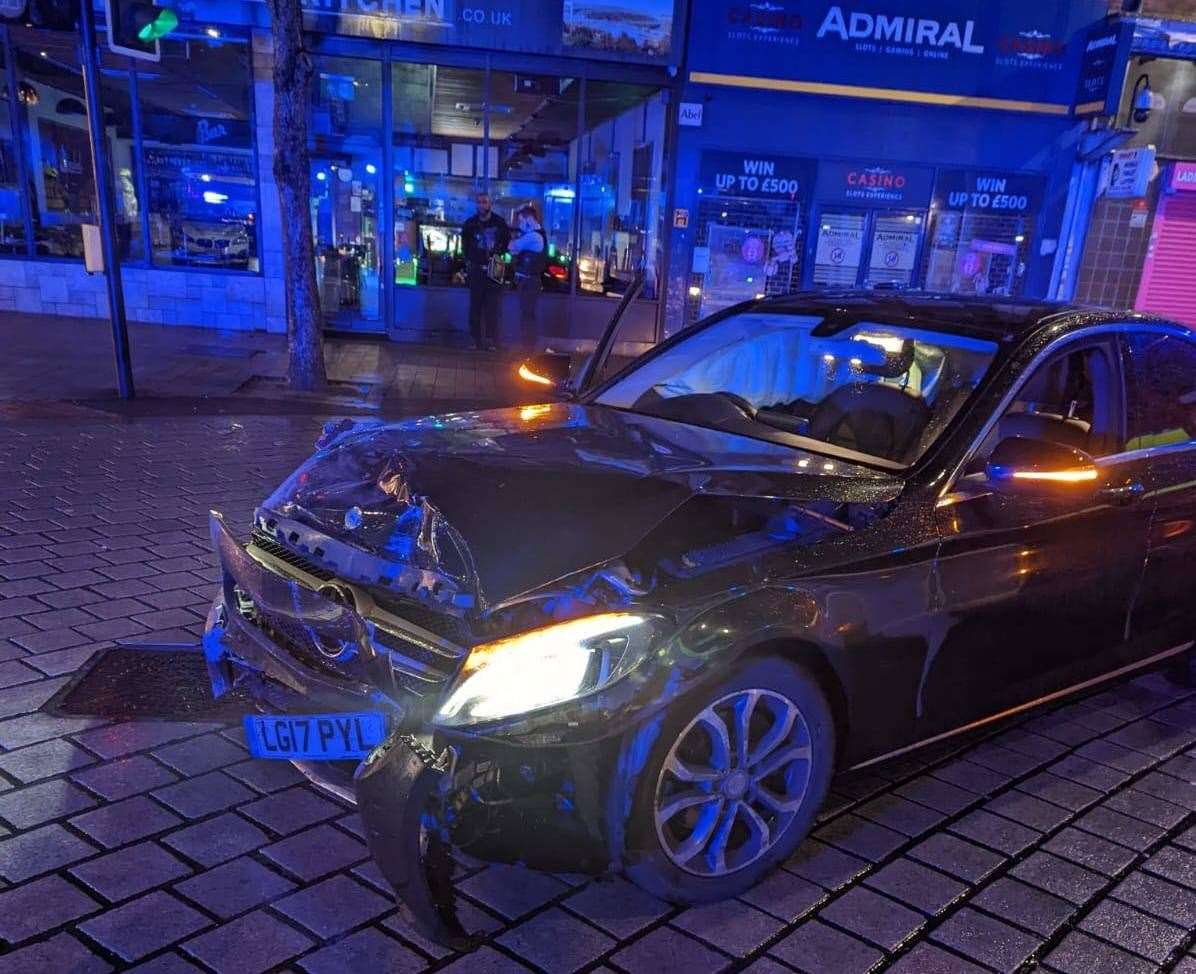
619 656 835 904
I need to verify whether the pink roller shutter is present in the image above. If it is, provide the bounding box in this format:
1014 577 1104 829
1135 190 1196 327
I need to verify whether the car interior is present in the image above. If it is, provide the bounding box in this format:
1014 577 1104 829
599 313 998 466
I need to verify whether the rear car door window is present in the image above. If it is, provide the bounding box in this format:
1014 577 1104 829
1121 332 1196 452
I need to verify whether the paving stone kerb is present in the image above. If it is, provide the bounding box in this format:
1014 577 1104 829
0 413 1193 972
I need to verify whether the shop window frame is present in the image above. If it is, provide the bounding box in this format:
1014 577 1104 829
308 31 676 339
0 21 264 276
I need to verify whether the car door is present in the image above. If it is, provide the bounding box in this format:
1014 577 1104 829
1119 328 1196 656
922 333 1153 734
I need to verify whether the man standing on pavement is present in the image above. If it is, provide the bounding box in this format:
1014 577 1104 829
509 204 547 349
462 191 510 351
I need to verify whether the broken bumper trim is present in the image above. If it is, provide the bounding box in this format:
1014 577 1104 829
355 731 479 951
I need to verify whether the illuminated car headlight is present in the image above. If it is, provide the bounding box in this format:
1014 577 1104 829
434 612 669 727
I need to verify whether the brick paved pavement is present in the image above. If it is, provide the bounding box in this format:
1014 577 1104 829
0 312 534 409
0 413 1194 973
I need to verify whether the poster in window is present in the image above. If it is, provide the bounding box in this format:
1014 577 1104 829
562 0 673 57
701 223 770 316
869 228 918 273
814 220 864 269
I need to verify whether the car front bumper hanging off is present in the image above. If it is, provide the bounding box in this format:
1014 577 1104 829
204 511 479 948
354 732 479 951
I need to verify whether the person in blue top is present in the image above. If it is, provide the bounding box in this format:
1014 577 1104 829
509 204 547 349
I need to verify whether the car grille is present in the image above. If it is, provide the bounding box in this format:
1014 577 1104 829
250 529 334 582
234 570 468 704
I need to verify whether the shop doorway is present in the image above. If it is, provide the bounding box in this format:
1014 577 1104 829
310 56 385 333
310 154 384 331
811 208 924 290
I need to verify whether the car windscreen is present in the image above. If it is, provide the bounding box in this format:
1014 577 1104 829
593 311 998 466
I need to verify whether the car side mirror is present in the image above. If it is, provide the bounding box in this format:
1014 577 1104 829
516 351 575 400
984 436 1099 496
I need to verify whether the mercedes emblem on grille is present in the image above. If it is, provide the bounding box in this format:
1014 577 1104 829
313 584 362 661
344 505 364 530
318 583 357 611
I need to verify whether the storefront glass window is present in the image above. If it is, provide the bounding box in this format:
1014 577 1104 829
136 33 257 270
923 171 1041 297
392 63 492 289
686 151 812 323
311 56 382 325
490 70 578 293
578 80 665 299
10 27 138 260
0 42 24 254
382 61 664 314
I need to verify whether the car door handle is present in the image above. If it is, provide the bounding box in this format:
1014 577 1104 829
1099 481 1145 505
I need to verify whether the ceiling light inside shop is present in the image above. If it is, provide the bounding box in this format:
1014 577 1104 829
316 171 327 181
39 50 47 57
365 163 377 174
206 27 220 38
1015 234 1025 242
687 286 701 297
203 191 229 204
200 173 212 182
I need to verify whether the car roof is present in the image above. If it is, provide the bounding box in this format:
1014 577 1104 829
750 290 1172 345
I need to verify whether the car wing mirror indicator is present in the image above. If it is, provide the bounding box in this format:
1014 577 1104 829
516 351 577 399
985 436 1100 495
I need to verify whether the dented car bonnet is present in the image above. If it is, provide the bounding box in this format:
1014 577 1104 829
257 404 900 611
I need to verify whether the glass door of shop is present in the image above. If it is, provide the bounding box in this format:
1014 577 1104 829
311 155 383 331
309 56 384 333
812 209 925 290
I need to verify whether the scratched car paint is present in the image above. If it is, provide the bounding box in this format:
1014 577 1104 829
203 290 1196 948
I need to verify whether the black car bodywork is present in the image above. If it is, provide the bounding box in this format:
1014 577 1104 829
203 292 1196 944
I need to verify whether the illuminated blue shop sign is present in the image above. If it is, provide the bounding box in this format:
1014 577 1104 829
1074 18 1133 116
815 161 935 209
698 151 816 199
297 0 679 62
690 0 1108 114
932 170 1044 214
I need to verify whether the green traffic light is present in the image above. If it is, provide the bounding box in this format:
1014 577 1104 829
136 8 179 42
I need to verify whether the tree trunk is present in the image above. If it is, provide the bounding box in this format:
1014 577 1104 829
268 0 327 391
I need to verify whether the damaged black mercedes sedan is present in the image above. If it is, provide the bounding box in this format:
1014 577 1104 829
204 291 1196 945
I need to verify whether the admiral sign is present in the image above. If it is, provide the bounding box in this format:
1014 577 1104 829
1074 18 1132 116
692 0 1107 113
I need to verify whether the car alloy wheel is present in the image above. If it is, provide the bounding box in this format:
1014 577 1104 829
653 687 813 877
